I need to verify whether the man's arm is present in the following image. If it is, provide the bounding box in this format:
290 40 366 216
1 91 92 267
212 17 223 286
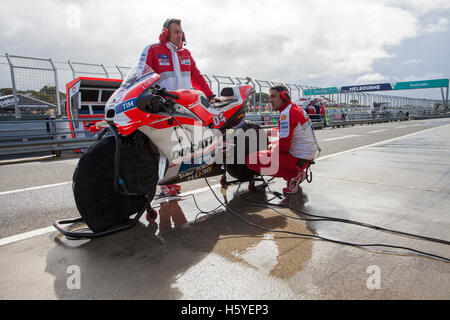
136 44 154 76
278 109 299 153
265 127 279 137
189 55 214 99
266 127 278 150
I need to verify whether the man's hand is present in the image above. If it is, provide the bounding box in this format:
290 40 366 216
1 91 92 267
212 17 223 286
269 142 280 153
265 127 279 137
209 96 224 104
95 120 109 129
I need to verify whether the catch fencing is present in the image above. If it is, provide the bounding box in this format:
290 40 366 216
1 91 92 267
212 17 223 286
4 111 443 159
0 53 444 120
0 118 98 157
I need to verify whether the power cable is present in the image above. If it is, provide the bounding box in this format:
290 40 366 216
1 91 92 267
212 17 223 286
158 91 450 263
202 176 450 263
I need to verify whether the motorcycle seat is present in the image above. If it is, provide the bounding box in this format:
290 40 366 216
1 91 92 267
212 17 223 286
211 99 239 109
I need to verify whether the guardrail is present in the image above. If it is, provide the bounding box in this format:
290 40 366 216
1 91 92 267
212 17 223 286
0 118 99 157
0 114 323 159
327 116 409 128
246 113 324 129
409 113 450 120
1 113 446 159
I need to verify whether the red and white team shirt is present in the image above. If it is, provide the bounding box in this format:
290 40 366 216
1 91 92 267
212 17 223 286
278 103 318 160
137 42 214 98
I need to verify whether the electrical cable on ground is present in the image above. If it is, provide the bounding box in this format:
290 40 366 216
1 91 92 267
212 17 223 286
201 176 450 263
243 196 450 246
160 95 450 263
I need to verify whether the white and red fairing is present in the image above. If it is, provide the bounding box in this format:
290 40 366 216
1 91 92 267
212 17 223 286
104 64 254 184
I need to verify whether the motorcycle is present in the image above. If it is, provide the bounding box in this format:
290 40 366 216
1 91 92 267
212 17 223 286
55 63 268 238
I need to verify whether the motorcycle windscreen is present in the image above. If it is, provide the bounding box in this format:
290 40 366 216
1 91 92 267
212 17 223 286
121 62 156 89
105 62 160 108
104 62 161 128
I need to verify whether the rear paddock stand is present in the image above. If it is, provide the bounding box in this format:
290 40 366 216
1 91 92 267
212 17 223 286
53 203 153 240
219 173 275 193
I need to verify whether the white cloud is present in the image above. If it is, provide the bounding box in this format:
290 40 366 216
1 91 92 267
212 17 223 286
387 0 450 14
355 73 389 84
399 59 423 66
160 0 420 82
356 71 445 85
0 0 448 93
401 72 446 82
421 16 449 34
387 0 450 35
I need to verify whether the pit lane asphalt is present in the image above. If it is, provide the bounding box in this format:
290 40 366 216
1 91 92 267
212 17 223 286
0 118 449 238
0 118 449 300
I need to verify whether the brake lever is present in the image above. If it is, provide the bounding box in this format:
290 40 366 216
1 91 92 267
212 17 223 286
166 92 179 100
151 86 179 101
164 97 176 111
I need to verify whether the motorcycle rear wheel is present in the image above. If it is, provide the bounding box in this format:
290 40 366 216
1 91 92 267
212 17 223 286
225 122 268 180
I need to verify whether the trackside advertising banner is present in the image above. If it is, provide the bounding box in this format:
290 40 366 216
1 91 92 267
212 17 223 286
303 87 339 95
392 79 449 90
340 83 392 92
302 79 448 96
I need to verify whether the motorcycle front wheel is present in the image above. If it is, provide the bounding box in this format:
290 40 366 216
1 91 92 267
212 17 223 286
72 131 159 233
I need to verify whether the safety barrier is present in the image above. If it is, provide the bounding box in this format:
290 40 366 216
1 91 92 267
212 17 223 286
0 113 324 159
409 113 450 120
247 113 324 129
0 118 98 157
327 116 409 128
1 112 444 159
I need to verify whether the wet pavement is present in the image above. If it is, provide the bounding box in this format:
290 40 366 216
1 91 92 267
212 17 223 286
1 118 448 238
0 123 449 299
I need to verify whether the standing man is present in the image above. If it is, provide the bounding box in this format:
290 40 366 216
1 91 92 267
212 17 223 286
306 102 316 116
138 18 219 195
137 18 218 102
246 85 319 194
319 102 326 125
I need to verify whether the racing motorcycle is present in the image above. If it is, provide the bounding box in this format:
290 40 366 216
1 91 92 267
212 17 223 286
55 63 268 238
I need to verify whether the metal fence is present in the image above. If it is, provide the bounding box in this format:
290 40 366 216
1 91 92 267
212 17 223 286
2 54 61 118
0 53 445 120
0 118 98 157
5 111 438 159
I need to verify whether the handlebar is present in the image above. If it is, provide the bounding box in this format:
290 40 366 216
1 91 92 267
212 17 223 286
136 86 179 114
152 86 179 101
165 92 179 100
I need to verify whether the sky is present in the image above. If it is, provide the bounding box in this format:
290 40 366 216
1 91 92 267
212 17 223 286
0 0 449 100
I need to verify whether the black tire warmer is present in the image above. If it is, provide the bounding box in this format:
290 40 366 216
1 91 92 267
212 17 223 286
72 131 158 233
225 122 268 180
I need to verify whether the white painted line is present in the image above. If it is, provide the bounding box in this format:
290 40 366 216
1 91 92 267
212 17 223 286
0 181 72 196
0 226 56 247
368 129 387 134
0 155 54 165
1 121 444 197
182 183 221 196
317 123 450 161
322 134 361 142
1 123 449 247
0 183 222 247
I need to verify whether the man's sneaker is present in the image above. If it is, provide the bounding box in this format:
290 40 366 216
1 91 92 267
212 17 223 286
282 171 306 194
160 184 181 196
169 184 182 192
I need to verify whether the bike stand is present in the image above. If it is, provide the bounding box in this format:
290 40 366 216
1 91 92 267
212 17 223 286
219 173 274 193
248 176 275 192
53 203 150 240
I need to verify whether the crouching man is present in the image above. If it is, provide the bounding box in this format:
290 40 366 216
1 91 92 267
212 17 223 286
246 85 319 194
